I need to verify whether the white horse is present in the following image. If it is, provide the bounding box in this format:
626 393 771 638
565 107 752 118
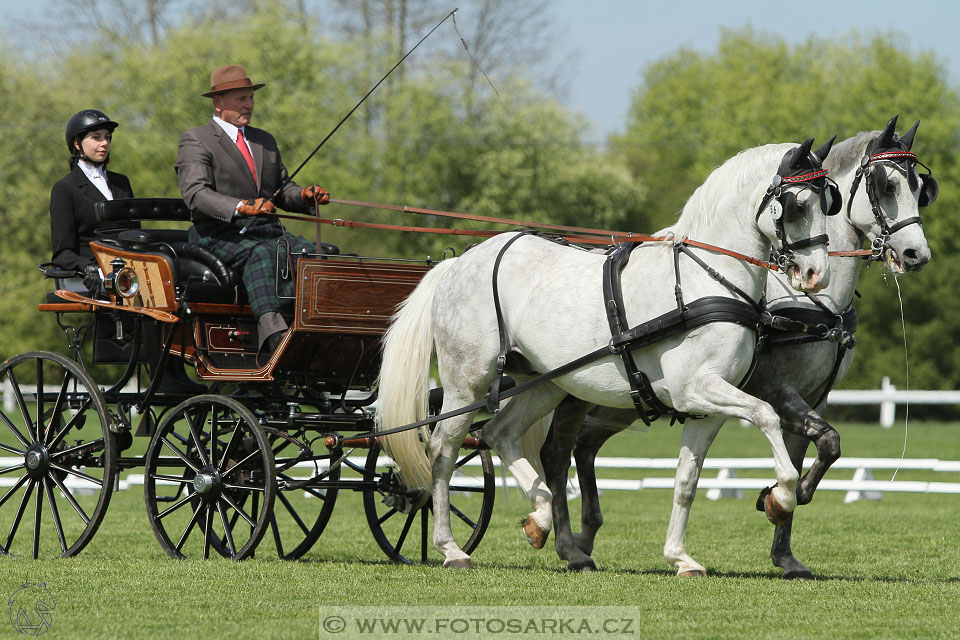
538 116 934 575
376 138 835 569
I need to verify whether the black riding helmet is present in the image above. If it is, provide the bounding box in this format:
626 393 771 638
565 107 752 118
65 109 119 166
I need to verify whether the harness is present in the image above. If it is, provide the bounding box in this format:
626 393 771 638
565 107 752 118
762 296 858 410
847 150 927 260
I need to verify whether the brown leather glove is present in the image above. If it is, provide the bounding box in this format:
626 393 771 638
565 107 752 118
301 185 331 205
236 197 277 216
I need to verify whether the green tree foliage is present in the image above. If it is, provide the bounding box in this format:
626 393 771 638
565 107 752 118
610 28 960 392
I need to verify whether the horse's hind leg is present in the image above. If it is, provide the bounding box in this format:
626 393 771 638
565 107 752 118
482 385 567 551
430 404 482 568
571 407 634 556
539 396 595 571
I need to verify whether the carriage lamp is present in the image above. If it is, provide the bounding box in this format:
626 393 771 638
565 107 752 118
103 257 140 299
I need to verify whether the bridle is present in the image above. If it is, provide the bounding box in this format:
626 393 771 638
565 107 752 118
755 168 839 270
846 150 937 261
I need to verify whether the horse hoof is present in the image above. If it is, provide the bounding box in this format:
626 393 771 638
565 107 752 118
522 516 549 549
568 559 598 572
782 569 814 580
764 492 791 526
443 557 474 569
678 569 707 578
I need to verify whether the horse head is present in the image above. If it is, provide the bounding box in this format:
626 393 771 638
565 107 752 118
755 137 838 292
844 115 934 272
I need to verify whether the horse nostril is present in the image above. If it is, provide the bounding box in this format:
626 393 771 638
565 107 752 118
902 249 919 264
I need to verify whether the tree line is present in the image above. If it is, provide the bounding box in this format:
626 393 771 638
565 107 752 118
1 1 958 406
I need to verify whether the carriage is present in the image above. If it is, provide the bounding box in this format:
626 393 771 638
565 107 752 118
0 197 495 562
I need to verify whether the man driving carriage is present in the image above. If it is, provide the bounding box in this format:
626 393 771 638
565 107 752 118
175 64 332 367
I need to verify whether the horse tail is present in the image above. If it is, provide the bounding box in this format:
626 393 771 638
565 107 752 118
375 258 457 493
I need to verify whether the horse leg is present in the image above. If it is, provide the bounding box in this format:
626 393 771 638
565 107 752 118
768 430 814 580
571 407 634 556
481 385 567 552
429 404 482 568
762 392 841 579
664 374 799 575
538 396 596 571
663 416 723 576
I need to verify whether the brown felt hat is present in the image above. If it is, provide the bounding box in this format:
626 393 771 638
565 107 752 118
202 64 265 98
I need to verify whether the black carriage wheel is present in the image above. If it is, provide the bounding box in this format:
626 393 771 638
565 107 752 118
0 351 115 558
263 433 340 560
362 441 495 564
143 394 275 560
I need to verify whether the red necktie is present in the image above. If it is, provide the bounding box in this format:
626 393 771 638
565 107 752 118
236 129 257 182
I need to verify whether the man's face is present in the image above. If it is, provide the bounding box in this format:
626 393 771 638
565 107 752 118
214 88 255 127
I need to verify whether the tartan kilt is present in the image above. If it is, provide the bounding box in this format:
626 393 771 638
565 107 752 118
190 222 315 318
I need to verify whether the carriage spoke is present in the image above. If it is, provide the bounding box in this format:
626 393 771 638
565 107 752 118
175 502 204 553
0 474 29 510
43 371 73 445
0 441 25 456
222 450 261 479
43 477 68 554
4 479 35 553
49 463 102 487
454 449 480 470
35 359 45 443
48 472 91 524
220 492 257 528
0 408 31 449
7 370 37 443
184 409 211 468
450 502 477 529
46 397 93 451
377 506 399 526
50 437 105 460
217 420 243 472
222 483 264 493
160 437 201 473
151 474 194 485
448 483 485 493
392 509 417 556
157 491 199 521
269 513 284 557
276 490 311 536
0 463 26 477
33 479 42 559
217 500 237 557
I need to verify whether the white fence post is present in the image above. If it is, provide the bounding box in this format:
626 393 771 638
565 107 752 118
880 376 896 428
2 378 12 413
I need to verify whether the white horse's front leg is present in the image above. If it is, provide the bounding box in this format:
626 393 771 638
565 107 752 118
430 408 480 568
663 417 723 576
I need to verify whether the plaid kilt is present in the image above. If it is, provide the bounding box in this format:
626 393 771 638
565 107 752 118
191 222 314 318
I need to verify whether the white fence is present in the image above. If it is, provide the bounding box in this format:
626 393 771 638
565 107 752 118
4 376 956 425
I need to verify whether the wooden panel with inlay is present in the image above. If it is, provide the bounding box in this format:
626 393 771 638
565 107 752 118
89 242 177 311
295 259 432 335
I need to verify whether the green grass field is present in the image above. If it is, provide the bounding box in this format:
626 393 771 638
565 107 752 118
2 420 959 639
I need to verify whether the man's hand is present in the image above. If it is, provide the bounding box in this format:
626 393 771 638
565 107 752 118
82 263 101 293
301 185 331 205
237 198 277 216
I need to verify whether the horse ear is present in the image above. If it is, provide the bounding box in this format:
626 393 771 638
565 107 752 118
877 115 898 149
899 120 920 151
812 135 838 164
792 138 815 168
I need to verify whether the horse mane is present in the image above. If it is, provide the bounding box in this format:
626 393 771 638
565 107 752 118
824 130 876 174
670 143 794 242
